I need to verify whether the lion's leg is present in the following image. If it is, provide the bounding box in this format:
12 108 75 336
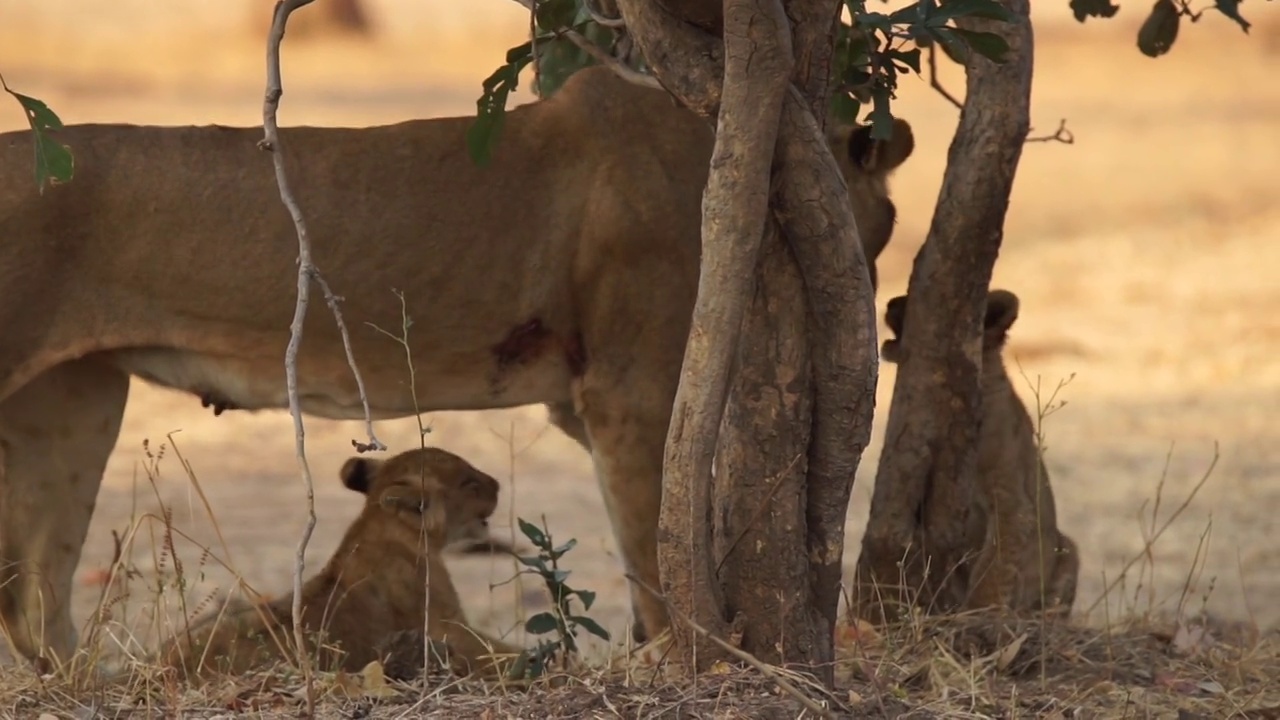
572 376 672 645
0 357 128 670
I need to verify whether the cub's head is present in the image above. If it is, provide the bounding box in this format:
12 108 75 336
338 447 501 549
880 288 1022 364
829 117 916 290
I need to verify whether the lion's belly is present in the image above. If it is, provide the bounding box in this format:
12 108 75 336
102 346 573 421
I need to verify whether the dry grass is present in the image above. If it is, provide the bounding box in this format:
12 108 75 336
2 434 1277 719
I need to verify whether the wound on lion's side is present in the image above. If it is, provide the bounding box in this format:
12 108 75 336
491 318 587 377
492 318 553 370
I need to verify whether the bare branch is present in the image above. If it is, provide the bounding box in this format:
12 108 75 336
310 274 387 453
584 0 628 27
506 0 661 90
1026 118 1074 144
259 0 386 709
928 43 1072 146
261 0 320 710
927 44 964 110
559 27 662 89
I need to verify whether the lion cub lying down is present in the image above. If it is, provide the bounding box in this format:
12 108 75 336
881 289 1080 616
160 447 524 679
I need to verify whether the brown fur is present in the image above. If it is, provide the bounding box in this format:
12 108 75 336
0 64 914 667
881 289 1079 617
159 447 523 679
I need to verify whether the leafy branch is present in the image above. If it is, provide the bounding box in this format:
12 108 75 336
1072 0 1259 57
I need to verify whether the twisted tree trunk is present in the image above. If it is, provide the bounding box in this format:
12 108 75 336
616 0 877 682
852 0 1035 621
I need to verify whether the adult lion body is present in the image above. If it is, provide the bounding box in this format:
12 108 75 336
0 65 915 669
161 447 522 679
881 290 1079 616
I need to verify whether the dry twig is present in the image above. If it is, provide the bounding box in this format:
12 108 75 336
926 43 1073 145
508 0 661 90
259 0 388 711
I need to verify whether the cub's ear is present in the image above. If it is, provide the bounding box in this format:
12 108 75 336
983 289 1020 343
880 294 909 364
883 294 909 338
339 457 382 495
847 118 915 174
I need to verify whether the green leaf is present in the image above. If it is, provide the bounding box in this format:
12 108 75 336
1069 0 1121 22
950 27 1011 62
534 0 579 31
569 615 612 642
888 47 923 73
575 588 597 611
466 43 534 166
1137 0 1181 57
516 517 549 549
888 1 924 23
831 93 861 125
525 612 561 635
929 0 1016 24
548 537 578 559
926 26 967 63
4 85 74 192
515 554 548 571
867 84 896 141
1212 0 1251 33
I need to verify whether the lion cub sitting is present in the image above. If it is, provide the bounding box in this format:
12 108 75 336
881 289 1080 617
161 447 525 679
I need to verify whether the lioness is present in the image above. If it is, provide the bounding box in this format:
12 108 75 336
0 64 914 668
160 446 524 679
880 289 1079 616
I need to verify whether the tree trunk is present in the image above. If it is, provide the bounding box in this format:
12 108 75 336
616 0 875 683
851 0 1035 621
654 0 795 661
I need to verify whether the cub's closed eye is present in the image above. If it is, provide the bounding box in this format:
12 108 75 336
381 495 426 514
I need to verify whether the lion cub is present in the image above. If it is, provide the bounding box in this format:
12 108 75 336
881 289 1079 617
160 447 524 679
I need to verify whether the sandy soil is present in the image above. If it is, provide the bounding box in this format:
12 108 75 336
1 0 1278 668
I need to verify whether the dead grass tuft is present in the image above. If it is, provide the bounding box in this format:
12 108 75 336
3 608 1277 718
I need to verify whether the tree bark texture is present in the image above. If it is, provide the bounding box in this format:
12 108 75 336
656 0 794 660
617 0 877 681
852 0 1035 621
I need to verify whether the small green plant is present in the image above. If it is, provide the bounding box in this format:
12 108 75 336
509 516 610 678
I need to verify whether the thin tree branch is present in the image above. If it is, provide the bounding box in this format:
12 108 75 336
927 42 1072 145
927 44 964 110
584 0 628 27
259 0 384 710
261 0 320 711
559 27 662 89
506 0 661 90
1026 118 1074 144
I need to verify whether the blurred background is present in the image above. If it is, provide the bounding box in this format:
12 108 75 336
1 0 1277 663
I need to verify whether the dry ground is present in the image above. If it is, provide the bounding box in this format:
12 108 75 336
2 0 1279 716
